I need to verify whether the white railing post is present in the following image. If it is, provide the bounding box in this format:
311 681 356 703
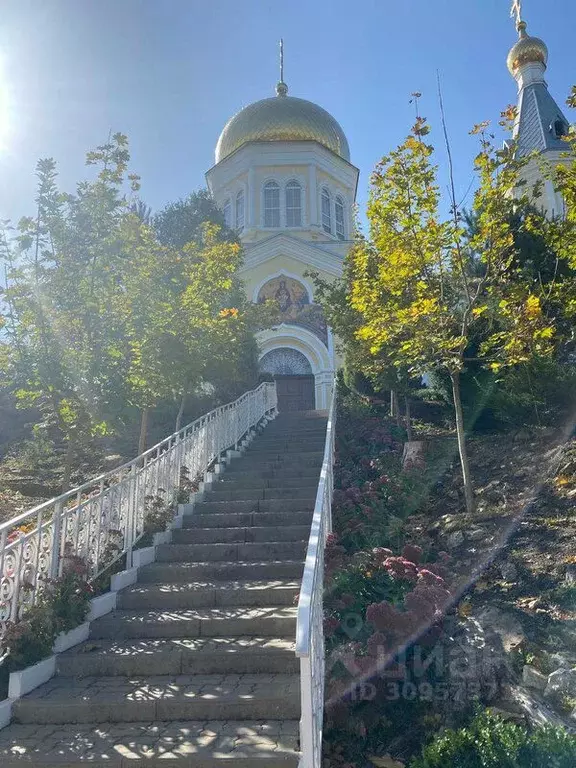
296 381 336 768
49 500 64 580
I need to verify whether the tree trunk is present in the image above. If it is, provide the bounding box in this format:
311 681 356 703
175 391 187 433
61 434 74 494
138 407 149 456
404 395 413 442
390 389 398 418
450 371 475 513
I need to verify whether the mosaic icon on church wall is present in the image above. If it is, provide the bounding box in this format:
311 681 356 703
257 276 328 345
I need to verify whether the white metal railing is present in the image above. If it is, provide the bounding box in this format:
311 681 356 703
296 384 336 768
0 382 277 639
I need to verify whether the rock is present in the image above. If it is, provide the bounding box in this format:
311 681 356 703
550 653 576 671
514 429 531 442
544 668 576 699
468 528 485 542
523 665 548 692
488 706 526 724
500 562 518 582
566 565 576 584
447 530 465 548
477 606 525 652
447 616 509 704
369 757 405 768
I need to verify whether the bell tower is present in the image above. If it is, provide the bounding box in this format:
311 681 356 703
507 5 571 217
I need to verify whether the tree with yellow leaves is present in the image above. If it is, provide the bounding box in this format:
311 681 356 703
349 116 558 513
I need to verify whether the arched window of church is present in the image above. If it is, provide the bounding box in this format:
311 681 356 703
321 187 332 234
285 181 302 227
236 190 245 232
335 196 345 240
223 198 231 228
263 181 281 228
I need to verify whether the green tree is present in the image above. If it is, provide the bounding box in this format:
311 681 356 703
347 117 558 512
1 135 262 483
153 189 233 248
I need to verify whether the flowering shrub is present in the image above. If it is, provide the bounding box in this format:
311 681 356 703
325 543 453 661
1 603 56 672
47 553 93 634
1 554 93 673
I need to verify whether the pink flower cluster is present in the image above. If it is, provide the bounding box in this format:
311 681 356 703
365 548 452 653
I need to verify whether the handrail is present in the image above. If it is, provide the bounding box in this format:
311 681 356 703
295 382 336 768
0 381 277 638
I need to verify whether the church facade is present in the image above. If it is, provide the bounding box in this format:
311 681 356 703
206 76 358 411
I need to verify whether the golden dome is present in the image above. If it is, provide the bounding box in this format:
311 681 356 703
215 84 350 163
507 21 548 76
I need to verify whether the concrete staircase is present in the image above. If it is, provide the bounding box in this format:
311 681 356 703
0 411 328 767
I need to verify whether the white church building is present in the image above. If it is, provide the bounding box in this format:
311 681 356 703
206 65 358 412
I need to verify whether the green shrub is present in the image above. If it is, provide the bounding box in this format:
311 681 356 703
410 710 576 767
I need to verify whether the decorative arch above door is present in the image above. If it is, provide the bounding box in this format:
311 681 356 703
259 347 313 376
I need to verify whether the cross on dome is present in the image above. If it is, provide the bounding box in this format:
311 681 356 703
276 39 288 97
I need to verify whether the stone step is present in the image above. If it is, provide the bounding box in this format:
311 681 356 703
139 560 304 583
182 510 313 529
12 674 300 725
206 487 316 502
217 475 319 489
57 636 298 677
118 580 300 610
172 524 310 545
156 541 306 563
193 498 315 515
0 719 300 766
232 448 324 469
224 464 321 478
90 605 297 640
246 442 326 454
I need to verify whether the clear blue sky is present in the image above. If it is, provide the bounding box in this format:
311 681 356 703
0 0 574 227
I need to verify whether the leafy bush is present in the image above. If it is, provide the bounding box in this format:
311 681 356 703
332 399 428 553
2 603 56 672
47 554 93 634
410 710 576 767
143 492 175 535
1 555 93 672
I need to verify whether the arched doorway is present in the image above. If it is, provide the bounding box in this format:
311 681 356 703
259 348 315 412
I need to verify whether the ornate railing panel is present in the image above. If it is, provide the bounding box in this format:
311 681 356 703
296 385 336 768
0 382 277 639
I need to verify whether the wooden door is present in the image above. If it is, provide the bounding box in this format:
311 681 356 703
275 375 315 412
